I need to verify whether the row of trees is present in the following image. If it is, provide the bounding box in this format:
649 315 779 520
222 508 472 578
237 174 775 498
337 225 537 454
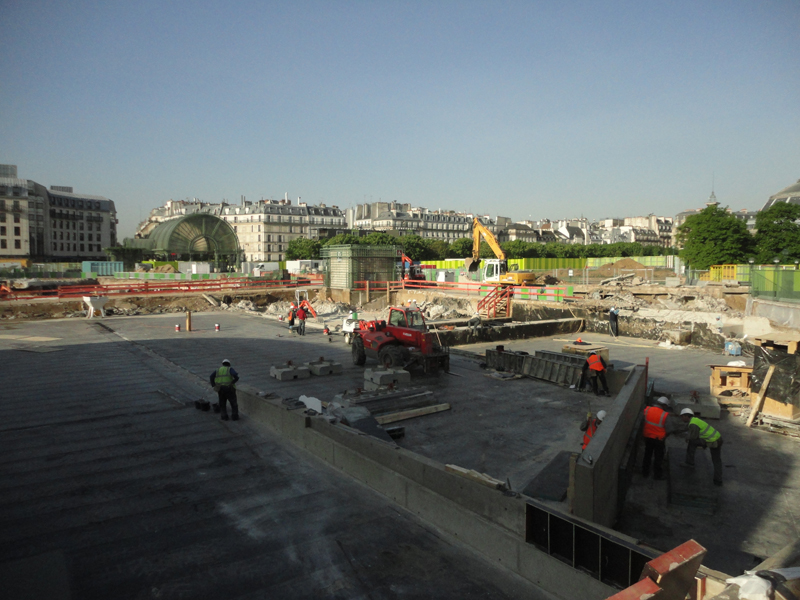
286 231 674 262
677 203 800 270
287 203 798 268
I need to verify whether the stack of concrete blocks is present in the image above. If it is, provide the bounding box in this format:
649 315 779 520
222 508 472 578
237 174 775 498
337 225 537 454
363 368 411 391
304 357 343 377
269 363 311 381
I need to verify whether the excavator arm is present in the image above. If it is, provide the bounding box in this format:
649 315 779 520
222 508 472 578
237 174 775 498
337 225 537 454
465 217 506 272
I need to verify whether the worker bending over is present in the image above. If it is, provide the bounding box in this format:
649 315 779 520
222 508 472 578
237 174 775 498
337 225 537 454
467 312 482 337
581 351 610 396
210 359 240 421
580 410 606 450
642 396 674 480
679 408 724 486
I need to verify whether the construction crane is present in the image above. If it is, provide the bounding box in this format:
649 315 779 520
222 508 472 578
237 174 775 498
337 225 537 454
464 217 539 285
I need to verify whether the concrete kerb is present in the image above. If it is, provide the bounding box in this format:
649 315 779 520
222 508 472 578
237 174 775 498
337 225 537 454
234 387 617 599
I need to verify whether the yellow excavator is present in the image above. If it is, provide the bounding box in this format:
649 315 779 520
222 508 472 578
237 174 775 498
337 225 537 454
465 217 540 285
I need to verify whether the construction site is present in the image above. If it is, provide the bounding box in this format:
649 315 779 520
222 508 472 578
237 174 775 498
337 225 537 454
2 235 800 599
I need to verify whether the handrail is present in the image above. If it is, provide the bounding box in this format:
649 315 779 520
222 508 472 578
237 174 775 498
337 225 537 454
477 284 514 318
350 279 573 298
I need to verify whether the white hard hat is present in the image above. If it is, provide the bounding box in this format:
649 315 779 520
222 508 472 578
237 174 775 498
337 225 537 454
222 359 231 365
596 410 607 421
680 408 694 416
656 396 671 406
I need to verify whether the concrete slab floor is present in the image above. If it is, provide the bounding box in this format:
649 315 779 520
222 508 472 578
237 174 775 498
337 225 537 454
8 313 799 581
0 315 554 600
456 331 800 575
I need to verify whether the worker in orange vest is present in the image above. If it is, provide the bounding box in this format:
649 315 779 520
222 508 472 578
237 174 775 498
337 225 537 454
642 396 672 480
580 410 606 450
580 351 610 396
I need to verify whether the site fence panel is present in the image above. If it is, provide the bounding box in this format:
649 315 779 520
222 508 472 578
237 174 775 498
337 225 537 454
750 268 800 303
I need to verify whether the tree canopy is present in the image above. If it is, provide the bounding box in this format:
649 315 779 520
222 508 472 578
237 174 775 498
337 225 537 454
677 206 754 269
754 203 800 264
285 237 322 260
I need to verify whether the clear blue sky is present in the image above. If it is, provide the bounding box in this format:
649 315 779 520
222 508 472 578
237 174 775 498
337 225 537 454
2 1 798 238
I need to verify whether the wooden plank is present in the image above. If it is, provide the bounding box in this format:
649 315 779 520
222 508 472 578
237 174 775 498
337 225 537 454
747 364 776 427
375 403 451 424
445 464 504 489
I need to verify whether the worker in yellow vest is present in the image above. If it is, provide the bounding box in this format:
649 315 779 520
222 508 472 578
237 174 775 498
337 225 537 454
679 408 723 486
210 359 240 421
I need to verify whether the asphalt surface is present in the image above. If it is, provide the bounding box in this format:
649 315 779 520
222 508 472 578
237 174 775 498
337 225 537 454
0 313 552 600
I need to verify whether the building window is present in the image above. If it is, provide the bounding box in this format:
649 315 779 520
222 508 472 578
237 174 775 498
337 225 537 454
14 227 20 236
14 214 20 223
0 226 4 236
0 240 5 249
14 240 21 249
88 234 93 241
52 242 57 251
80 244 84 251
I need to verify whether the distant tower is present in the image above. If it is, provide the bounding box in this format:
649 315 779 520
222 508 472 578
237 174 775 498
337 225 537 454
706 174 718 207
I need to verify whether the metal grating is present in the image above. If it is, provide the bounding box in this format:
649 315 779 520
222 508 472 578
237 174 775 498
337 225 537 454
525 501 656 589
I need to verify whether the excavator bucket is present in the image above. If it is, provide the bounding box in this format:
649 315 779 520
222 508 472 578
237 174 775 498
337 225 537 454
465 257 480 272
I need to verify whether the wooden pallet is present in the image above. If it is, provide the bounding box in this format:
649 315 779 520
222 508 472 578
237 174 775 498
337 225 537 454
752 334 800 355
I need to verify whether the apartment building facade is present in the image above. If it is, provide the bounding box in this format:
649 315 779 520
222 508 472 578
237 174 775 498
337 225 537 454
47 187 118 259
351 201 503 242
0 165 117 262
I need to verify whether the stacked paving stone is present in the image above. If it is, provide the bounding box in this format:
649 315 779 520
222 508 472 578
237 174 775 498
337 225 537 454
269 362 311 381
363 367 411 391
303 357 343 376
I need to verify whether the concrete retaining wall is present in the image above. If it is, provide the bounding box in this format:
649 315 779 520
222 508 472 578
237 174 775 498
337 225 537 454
747 296 800 330
236 386 617 599
436 318 583 346
572 366 648 527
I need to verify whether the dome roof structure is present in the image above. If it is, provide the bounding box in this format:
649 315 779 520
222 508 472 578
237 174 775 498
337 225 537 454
762 179 800 211
131 213 240 260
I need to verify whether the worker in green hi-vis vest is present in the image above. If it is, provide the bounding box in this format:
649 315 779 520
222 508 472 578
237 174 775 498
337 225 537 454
679 408 724 486
210 359 240 421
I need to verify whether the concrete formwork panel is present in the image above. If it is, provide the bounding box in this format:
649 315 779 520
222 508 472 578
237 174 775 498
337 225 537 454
573 366 648 527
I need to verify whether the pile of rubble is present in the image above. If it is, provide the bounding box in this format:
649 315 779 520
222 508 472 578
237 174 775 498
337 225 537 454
381 297 475 321
263 299 354 319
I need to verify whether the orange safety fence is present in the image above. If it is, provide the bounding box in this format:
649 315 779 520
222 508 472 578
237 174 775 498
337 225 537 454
351 279 575 299
0 277 324 302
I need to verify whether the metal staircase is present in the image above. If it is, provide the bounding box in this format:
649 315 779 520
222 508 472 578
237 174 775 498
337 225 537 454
477 285 513 318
